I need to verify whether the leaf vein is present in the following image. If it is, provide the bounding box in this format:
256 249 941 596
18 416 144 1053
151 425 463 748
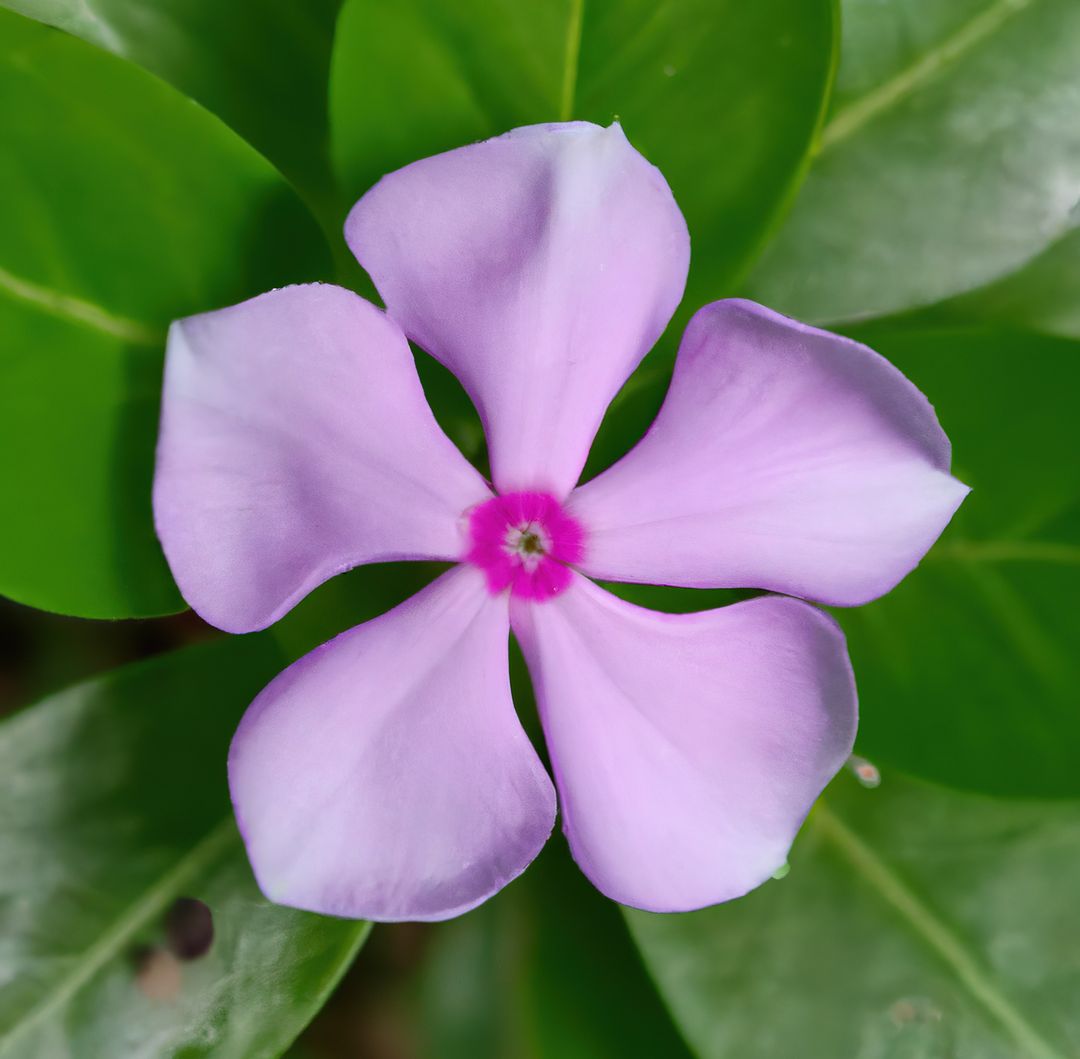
0 263 162 347
560 0 585 121
813 801 1065 1059
821 0 1037 150
932 539 1080 565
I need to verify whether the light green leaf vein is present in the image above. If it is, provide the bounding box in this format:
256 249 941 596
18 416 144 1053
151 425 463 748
560 0 585 121
821 0 1037 150
0 262 162 347
812 801 1065 1059
0 818 237 1057
932 539 1080 565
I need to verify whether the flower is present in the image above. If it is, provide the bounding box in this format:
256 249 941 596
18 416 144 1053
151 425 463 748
153 122 968 921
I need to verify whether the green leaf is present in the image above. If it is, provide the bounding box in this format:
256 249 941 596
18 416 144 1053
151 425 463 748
0 635 367 1058
0 10 330 618
329 0 837 308
744 0 1080 324
628 769 1080 1059
414 838 693 1059
907 231 1080 340
0 0 343 217
835 327 1080 797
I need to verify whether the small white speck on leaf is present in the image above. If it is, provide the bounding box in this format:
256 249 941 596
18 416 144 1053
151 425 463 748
848 755 882 789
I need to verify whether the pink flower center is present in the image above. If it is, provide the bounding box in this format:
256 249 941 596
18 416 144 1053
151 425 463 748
465 492 585 601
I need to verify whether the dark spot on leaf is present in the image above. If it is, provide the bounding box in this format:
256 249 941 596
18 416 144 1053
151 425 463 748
166 897 214 960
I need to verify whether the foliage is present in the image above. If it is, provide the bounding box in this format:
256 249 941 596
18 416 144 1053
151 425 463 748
0 0 1076 1054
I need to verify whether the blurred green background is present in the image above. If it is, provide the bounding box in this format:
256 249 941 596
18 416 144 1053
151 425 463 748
1 0 1078 1056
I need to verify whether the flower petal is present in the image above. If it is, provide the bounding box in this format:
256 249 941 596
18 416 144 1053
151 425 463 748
569 300 969 606
154 283 491 633
511 575 857 912
346 122 689 497
229 566 555 921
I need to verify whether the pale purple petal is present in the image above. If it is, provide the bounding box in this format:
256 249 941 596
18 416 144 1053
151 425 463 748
154 284 491 633
346 122 689 497
569 299 970 606
229 566 555 922
511 574 856 912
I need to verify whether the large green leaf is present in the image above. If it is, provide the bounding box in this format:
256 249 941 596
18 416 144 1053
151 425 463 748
906 231 1080 340
0 0 343 216
414 838 693 1059
629 769 1080 1059
835 327 1080 797
330 0 836 309
744 0 1080 324
0 635 367 1058
0 10 329 619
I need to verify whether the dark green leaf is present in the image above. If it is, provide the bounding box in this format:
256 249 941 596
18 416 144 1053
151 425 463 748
629 769 1080 1059
744 0 1080 324
270 559 450 664
836 327 1080 797
905 231 1080 340
0 0 343 217
0 636 367 1058
330 0 836 308
0 11 329 618
414 838 693 1059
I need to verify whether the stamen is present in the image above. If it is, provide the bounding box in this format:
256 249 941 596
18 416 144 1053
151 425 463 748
519 529 543 555
465 492 585 601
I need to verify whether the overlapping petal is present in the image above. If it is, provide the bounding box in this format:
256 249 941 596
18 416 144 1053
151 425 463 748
229 566 556 921
569 300 970 606
346 122 689 497
511 574 857 912
154 284 491 633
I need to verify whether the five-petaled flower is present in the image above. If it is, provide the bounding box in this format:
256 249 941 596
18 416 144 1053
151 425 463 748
154 122 968 921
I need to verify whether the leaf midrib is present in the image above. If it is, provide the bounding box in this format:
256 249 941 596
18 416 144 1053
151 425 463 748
0 262 162 347
820 0 1038 151
812 800 1065 1059
931 539 1080 565
559 0 585 121
0 817 237 1057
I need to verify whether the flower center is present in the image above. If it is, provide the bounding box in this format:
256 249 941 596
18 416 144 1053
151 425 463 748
465 492 585 601
515 528 544 555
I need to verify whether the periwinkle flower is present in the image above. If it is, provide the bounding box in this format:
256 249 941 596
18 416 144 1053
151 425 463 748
154 122 968 920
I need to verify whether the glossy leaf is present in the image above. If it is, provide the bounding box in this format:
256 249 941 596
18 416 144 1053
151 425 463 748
330 0 836 309
0 11 329 618
0 635 367 1058
0 0 343 215
836 327 1080 797
629 769 1080 1059
913 231 1080 340
414 837 694 1059
745 0 1080 324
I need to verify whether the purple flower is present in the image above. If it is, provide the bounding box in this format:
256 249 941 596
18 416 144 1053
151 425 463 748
153 122 968 921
